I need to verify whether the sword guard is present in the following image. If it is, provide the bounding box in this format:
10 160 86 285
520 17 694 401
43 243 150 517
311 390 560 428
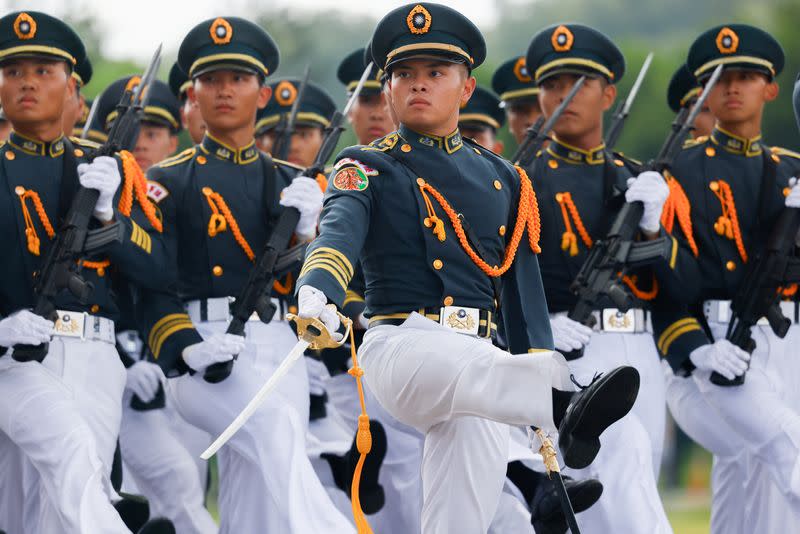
287 305 352 350
534 428 561 476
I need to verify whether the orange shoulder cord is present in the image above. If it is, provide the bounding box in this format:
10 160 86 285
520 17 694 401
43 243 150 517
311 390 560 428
16 188 55 256
118 150 162 232
415 166 541 277
203 188 256 261
709 179 747 263
347 325 374 534
660 174 699 257
555 191 592 256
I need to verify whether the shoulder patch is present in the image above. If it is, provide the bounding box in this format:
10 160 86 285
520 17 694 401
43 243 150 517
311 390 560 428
68 136 101 149
157 147 197 168
332 164 370 192
334 157 379 176
771 146 800 160
683 136 707 149
362 132 399 152
272 157 304 171
146 180 170 203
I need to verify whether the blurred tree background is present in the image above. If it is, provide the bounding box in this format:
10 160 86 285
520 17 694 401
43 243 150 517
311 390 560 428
16 0 796 157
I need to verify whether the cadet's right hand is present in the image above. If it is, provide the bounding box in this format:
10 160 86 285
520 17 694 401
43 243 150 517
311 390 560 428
689 340 750 380
785 177 800 208
125 361 165 402
182 333 245 373
298 285 341 337
549 315 593 353
0 310 54 347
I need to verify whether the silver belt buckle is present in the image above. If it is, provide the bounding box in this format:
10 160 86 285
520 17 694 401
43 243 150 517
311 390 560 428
439 306 480 336
54 310 87 340
601 308 636 333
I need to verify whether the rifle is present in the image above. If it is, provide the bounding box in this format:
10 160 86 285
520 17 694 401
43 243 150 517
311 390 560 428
203 62 375 383
604 52 654 151
12 45 163 363
511 76 586 167
271 65 310 161
80 96 101 140
563 64 724 360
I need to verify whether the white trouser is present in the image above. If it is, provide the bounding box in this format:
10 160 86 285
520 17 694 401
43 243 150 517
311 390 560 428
168 319 352 534
0 428 25 534
0 338 130 534
561 327 671 534
359 312 571 534
119 392 217 534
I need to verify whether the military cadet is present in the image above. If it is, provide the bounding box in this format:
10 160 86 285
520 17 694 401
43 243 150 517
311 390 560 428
62 53 92 137
296 4 640 533
137 17 354 532
0 103 10 142
458 85 505 153
652 24 800 533
91 75 217 534
337 47 394 145
524 23 672 533
492 55 541 145
667 63 714 138
254 77 337 166
169 62 206 145
0 11 167 533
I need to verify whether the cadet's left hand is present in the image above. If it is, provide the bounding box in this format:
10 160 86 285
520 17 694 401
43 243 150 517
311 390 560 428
280 176 323 240
785 177 800 208
625 171 669 234
78 156 121 222
125 361 165 402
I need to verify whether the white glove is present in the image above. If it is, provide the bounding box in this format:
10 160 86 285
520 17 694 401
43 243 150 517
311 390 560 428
125 361 165 402
549 315 593 353
181 333 245 372
786 177 800 208
0 310 54 347
77 156 121 222
625 171 669 234
280 176 323 240
689 339 750 380
298 285 341 339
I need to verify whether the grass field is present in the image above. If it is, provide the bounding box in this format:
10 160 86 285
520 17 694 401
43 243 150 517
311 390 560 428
665 492 711 533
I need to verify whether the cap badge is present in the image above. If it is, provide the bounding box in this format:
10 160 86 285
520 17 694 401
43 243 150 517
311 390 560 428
13 12 36 40
210 18 233 45
551 25 574 53
275 80 297 106
513 57 532 82
407 4 432 35
716 27 739 54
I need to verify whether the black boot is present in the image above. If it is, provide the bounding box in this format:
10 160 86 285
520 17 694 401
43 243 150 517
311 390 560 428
114 494 150 533
322 419 388 514
530 475 603 534
557 366 640 469
136 518 176 534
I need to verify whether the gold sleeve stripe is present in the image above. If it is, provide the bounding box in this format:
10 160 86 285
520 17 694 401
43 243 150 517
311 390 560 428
659 324 702 356
307 247 354 277
300 262 349 290
130 221 152 254
657 318 700 354
148 313 193 352
299 257 351 286
343 290 365 306
528 348 553 353
152 322 195 359
669 236 679 270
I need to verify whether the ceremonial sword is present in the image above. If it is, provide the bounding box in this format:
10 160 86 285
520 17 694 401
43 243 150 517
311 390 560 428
531 427 581 534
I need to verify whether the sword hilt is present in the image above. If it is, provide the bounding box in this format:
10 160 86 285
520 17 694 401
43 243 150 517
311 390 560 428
535 428 561 475
287 304 352 350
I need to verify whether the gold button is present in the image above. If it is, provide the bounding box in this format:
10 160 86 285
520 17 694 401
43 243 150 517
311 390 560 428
213 265 223 276
202 186 212 195
197 155 207 165
726 260 736 271
443 296 454 306
555 192 563 201
416 177 425 186
493 180 502 190
5 151 15 160
709 181 719 192
74 148 84 157
548 159 558 169
14 186 24 195
614 158 624 167
90 304 100 313
705 146 716 157
401 144 412 152
784 187 791 197
473 148 481 154
433 259 443 270
289 305 298 314
498 225 506 236
97 267 105 277
772 154 781 163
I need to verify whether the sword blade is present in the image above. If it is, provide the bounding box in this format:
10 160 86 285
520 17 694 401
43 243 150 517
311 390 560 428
552 470 581 534
200 338 311 459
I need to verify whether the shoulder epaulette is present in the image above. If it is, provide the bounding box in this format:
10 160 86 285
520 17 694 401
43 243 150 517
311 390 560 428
683 135 708 149
0 140 5 150
272 157 304 171
361 132 399 153
461 136 505 160
68 136 101 149
156 147 197 168
770 146 800 160
612 151 642 166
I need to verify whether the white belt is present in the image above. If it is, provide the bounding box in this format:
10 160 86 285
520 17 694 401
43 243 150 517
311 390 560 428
592 308 648 333
704 300 798 325
186 297 284 324
53 310 115 344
